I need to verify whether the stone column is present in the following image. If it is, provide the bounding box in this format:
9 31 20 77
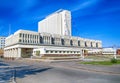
80 49 84 59
18 48 21 57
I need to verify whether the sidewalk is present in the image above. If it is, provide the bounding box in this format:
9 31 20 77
49 61 120 75
2 58 120 75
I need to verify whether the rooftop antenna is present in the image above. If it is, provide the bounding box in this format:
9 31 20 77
9 24 11 36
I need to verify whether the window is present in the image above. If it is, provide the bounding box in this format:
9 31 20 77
78 41 80 46
25 34 27 38
19 33 22 37
91 42 93 47
40 36 43 44
46 51 49 53
28 34 29 38
96 43 98 48
51 51 53 53
85 42 87 47
19 39 21 42
70 40 73 46
55 51 57 53
23 34 24 38
61 39 64 45
35 35 36 39
51 37 55 44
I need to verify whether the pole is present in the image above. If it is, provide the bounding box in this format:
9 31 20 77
114 47 116 59
12 67 16 83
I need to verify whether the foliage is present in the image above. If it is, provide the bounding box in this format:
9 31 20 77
80 60 120 65
36 51 40 56
111 58 117 63
21 54 31 58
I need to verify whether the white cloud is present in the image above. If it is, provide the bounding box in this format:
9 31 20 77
72 0 101 12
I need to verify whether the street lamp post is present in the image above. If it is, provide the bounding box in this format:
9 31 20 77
113 45 117 59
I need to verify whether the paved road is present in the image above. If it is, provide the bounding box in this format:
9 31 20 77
0 59 120 83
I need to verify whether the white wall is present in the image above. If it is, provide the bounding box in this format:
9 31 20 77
38 9 71 36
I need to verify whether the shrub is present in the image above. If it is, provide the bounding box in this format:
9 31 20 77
36 51 40 56
111 58 117 63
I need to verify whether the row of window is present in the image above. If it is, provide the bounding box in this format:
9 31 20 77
19 33 39 39
46 50 80 54
19 33 99 48
0 38 6 39
102 51 114 53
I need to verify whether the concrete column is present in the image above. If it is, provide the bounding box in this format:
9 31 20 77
9 49 11 58
80 49 84 59
7 50 9 58
18 48 21 57
15 48 17 57
44 36 46 44
9 49 13 58
13 49 14 58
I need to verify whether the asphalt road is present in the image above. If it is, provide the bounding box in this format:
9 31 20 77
0 60 120 83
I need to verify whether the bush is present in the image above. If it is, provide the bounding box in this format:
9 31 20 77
21 54 31 58
111 58 117 63
36 51 40 56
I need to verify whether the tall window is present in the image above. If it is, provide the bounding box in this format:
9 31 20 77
61 39 64 45
96 43 98 48
40 36 43 44
78 41 80 46
51 37 55 44
70 40 73 46
91 42 93 47
85 42 87 47
19 33 22 37
23 34 24 38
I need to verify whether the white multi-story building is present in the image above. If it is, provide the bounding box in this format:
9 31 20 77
4 9 102 59
0 36 6 49
38 9 71 36
4 30 102 59
102 48 116 55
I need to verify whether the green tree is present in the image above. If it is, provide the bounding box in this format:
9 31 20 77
36 51 40 56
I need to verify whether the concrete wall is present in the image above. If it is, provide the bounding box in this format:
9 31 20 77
38 9 71 36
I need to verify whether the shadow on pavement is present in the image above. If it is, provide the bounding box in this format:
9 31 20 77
0 60 9 66
14 66 52 79
0 61 52 82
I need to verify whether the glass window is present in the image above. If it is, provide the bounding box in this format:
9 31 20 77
96 43 98 48
19 33 22 37
61 39 64 45
51 51 53 53
78 41 80 46
85 42 87 47
51 37 55 44
70 40 73 46
91 42 93 47
19 39 21 42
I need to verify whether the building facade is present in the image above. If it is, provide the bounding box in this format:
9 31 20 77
4 9 102 59
0 36 6 49
38 9 71 36
4 30 102 58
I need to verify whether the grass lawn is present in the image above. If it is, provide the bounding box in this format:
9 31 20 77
80 59 120 65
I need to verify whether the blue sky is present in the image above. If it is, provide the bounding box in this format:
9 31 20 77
0 0 120 47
